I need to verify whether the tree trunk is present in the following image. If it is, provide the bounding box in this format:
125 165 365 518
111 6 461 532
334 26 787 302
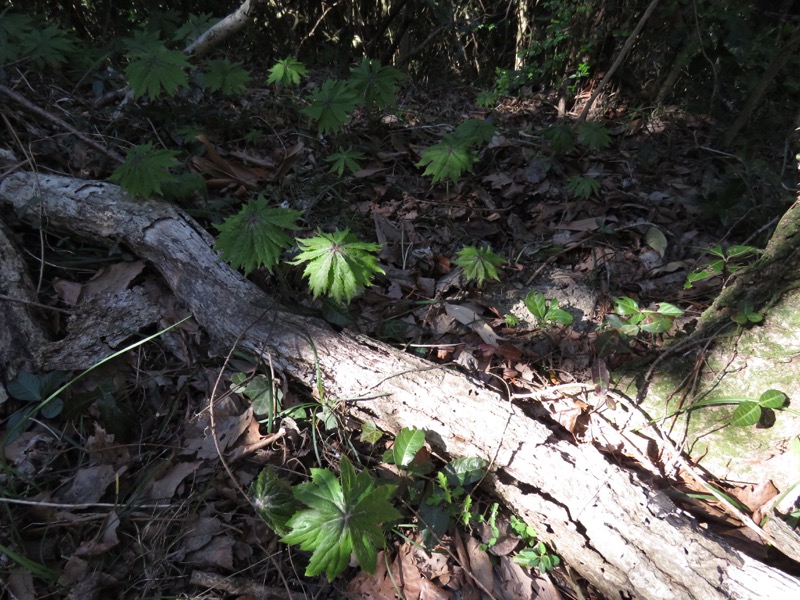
1 171 799 599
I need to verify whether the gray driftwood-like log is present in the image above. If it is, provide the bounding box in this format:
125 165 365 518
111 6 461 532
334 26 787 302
1 171 799 599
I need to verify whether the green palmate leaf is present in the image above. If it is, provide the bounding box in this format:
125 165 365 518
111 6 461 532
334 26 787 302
109 144 179 198
172 12 217 42
476 90 497 108
281 456 401 580
417 135 474 184
20 25 78 67
325 147 364 177
0 11 35 63
544 123 575 154
577 121 612 150
454 119 496 146
201 58 251 95
290 229 384 305
267 57 308 87
349 57 404 110
454 246 504 285
251 466 296 536
215 195 301 275
125 44 191 99
303 79 359 135
567 175 601 199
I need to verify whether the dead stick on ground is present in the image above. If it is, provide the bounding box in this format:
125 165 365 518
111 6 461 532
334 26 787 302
0 84 124 164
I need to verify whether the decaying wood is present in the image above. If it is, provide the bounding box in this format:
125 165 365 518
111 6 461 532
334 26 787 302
0 216 50 402
2 171 799 599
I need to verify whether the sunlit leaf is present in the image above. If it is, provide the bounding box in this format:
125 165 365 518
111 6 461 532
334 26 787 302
453 246 504 285
731 401 761 427
290 229 384 304
281 456 401 580
215 195 302 274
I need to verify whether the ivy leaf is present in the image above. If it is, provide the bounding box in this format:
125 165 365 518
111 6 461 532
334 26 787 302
290 229 384 305
215 195 302 275
417 134 474 184
201 58 251 95
125 44 191 99
349 57 405 110
267 57 308 87
453 246 504 285
108 143 179 199
303 79 359 135
281 456 401 580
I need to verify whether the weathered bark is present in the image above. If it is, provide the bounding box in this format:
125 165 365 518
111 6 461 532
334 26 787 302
0 216 50 403
1 171 799 599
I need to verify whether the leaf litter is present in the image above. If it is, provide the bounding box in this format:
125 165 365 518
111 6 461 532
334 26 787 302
1 59 796 600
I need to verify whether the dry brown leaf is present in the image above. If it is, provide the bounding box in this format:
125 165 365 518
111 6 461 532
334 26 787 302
74 511 121 557
466 536 494 595
80 261 145 302
445 303 499 347
7 568 37 600
145 460 201 500
497 555 536 600
54 465 116 504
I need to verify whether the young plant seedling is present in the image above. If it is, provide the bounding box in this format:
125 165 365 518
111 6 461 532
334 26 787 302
454 245 505 285
685 244 760 289
524 290 573 326
605 296 683 336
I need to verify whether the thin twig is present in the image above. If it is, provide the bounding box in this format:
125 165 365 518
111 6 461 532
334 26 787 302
0 83 124 163
577 0 661 122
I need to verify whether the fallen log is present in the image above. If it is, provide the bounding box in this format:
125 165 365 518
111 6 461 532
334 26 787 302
1 171 798 599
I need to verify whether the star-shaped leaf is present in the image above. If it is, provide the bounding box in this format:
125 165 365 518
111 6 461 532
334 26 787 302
454 245 505 285
125 44 191 99
290 229 384 304
201 58 251 95
215 195 302 274
416 134 474 184
108 143 179 199
281 456 401 580
267 57 308 87
302 79 359 135
349 57 404 110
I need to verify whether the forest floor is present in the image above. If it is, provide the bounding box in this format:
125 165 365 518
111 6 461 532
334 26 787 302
1 71 796 599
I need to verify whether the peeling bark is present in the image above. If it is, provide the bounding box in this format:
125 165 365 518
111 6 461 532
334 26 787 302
1 172 799 599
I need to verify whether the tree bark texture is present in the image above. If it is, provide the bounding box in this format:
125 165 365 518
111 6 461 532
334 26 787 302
1 172 799 599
